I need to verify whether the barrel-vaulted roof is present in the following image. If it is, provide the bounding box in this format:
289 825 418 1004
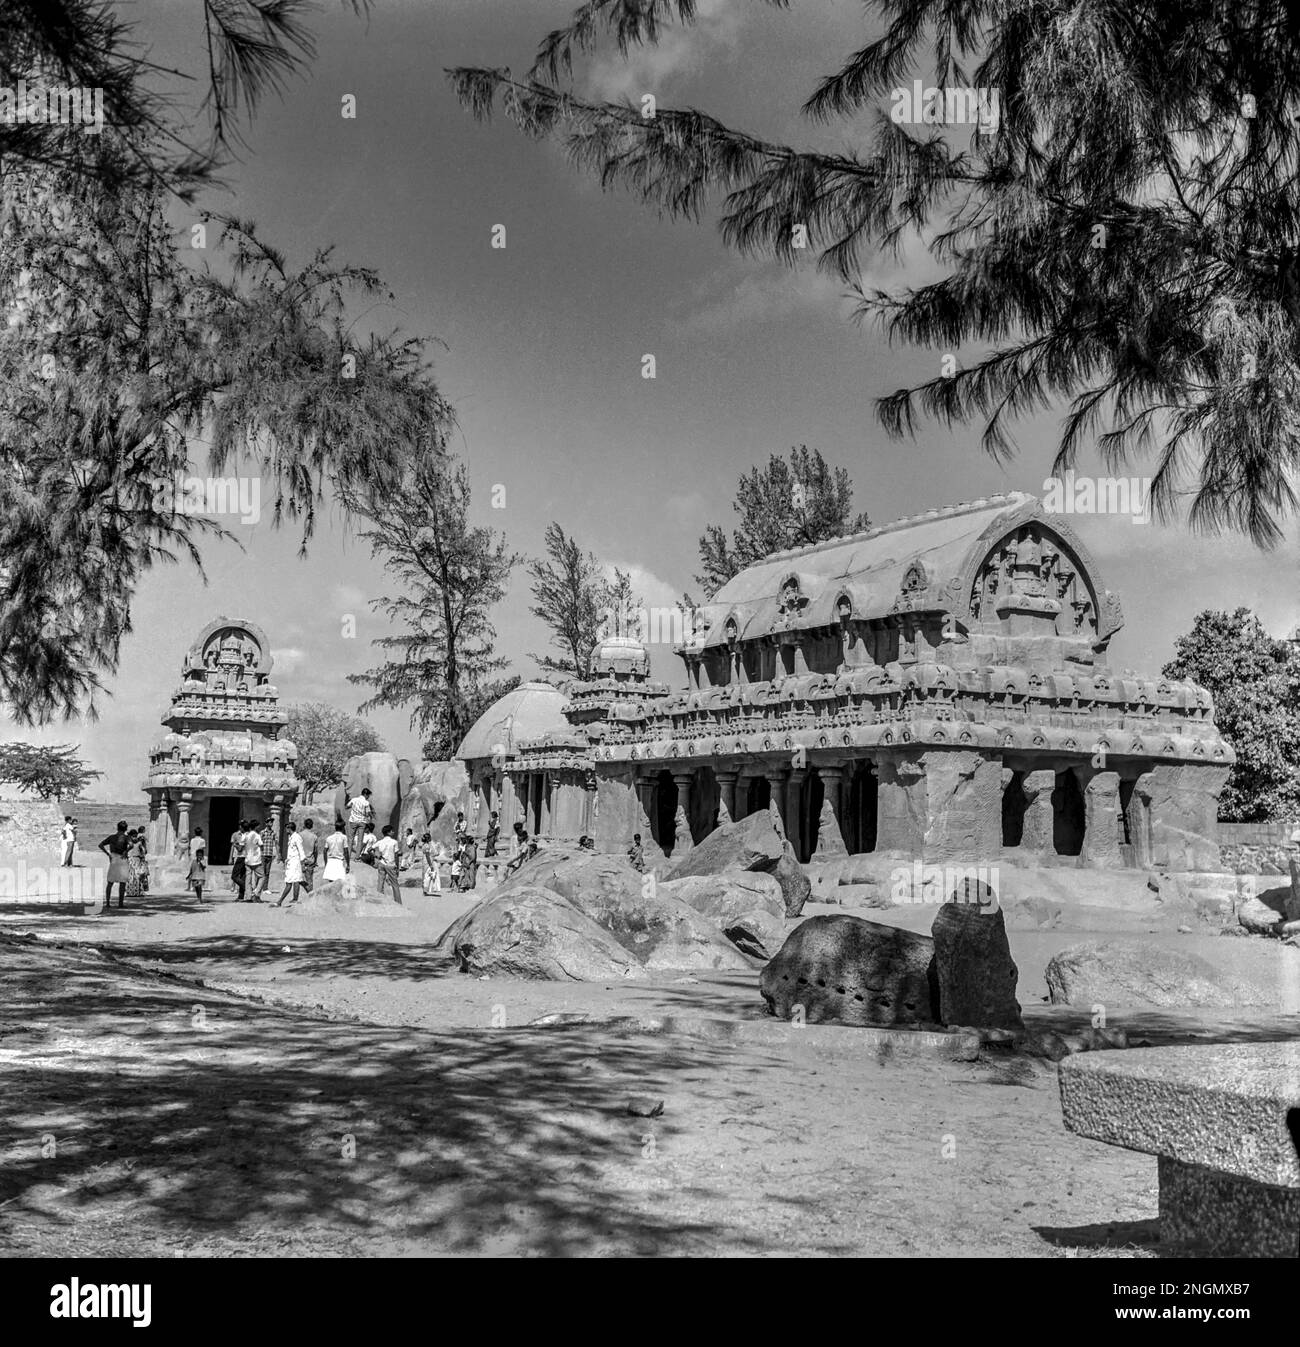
682 493 1121 652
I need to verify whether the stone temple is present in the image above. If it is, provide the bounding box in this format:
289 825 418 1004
143 618 299 864
460 493 1233 873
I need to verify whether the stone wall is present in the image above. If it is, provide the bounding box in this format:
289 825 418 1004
0 795 65 854
1218 821 1300 876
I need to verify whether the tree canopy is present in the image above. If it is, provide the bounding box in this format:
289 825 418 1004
346 445 521 762
283 703 383 802
1162 608 1300 821
0 742 102 800
696 445 870 597
452 0 1300 544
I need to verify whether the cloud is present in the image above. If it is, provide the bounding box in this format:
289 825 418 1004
584 0 746 102
331 583 368 612
271 646 308 674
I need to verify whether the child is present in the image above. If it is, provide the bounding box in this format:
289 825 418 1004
188 827 207 905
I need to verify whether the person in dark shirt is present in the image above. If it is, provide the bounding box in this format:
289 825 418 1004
627 833 645 873
99 821 131 910
483 811 500 858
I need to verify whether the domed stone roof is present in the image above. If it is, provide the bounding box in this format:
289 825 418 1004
593 634 649 676
457 681 571 763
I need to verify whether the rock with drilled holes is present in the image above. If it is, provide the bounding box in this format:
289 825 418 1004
759 913 940 1026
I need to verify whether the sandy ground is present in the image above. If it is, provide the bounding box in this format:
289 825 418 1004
1 873 1297 1257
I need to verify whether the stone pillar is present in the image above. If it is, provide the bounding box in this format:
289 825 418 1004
269 797 284 862
784 769 807 860
530 773 542 834
813 762 849 857
765 766 788 835
500 772 517 832
919 750 1002 864
715 770 739 826
1140 764 1229 872
1080 769 1123 869
540 772 552 835
670 770 694 857
175 791 193 858
1018 769 1057 857
875 754 926 855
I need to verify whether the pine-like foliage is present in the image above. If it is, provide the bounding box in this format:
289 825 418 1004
696 445 871 596
0 161 445 722
345 445 521 762
451 0 1300 544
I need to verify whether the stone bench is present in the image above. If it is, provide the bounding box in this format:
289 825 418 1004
1059 1043 1300 1256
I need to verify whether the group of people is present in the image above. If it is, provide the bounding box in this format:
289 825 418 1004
94 792 531 913
98 821 150 909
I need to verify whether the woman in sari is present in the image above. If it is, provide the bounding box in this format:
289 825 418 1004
420 832 441 894
125 830 149 899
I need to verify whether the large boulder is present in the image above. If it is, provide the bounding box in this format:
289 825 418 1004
1238 895 1285 936
1044 940 1260 1008
501 851 755 971
930 901 1024 1030
333 751 402 835
666 808 785 878
658 872 786 959
760 914 940 1026
438 884 647 981
666 808 809 916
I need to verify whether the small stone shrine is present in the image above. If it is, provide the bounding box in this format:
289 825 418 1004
143 618 299 863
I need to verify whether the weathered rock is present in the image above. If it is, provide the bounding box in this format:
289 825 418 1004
759 914 940 1026
658 872 786 957
288 875 410 919
438 884 648 981
770 842 812 917
1044 940 1260 1008
930 901 1024 1030
665 807 786 879
333 751 402 834
1238 895 1284 936
498 851 755 971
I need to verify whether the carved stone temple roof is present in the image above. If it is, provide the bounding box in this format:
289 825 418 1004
680 493 1123 652
142 617 299 798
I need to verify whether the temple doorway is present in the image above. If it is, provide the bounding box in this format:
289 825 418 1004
745 775 771 817
1052 770 1086 856
208 797 241 864
1002 770 1027 848
654 770 678 854
847 763 878 853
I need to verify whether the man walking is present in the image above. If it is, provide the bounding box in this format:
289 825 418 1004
258 814 275 898
346 788 374 857
299 818 319 892
373 824 402 904
230 819 249 901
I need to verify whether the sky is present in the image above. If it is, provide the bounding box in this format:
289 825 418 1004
13 0 1300 799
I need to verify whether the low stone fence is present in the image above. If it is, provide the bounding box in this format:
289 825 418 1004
1219 821 1300 875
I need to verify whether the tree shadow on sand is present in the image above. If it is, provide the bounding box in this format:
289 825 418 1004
0 937 826 1256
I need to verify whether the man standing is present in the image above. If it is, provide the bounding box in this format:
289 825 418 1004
259 814 275 898
627 833 645 873
299 818 319 892
346 788 374 857
60 816 75 867
243 819 265 902
230 820 249 902
373 824 402 904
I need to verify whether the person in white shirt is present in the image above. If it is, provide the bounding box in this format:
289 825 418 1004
276 821 306 906
321 820 350 882
243 822 265 902
346 788 374 857
60 816 75 867
373 825 402 904
360 827 378 864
